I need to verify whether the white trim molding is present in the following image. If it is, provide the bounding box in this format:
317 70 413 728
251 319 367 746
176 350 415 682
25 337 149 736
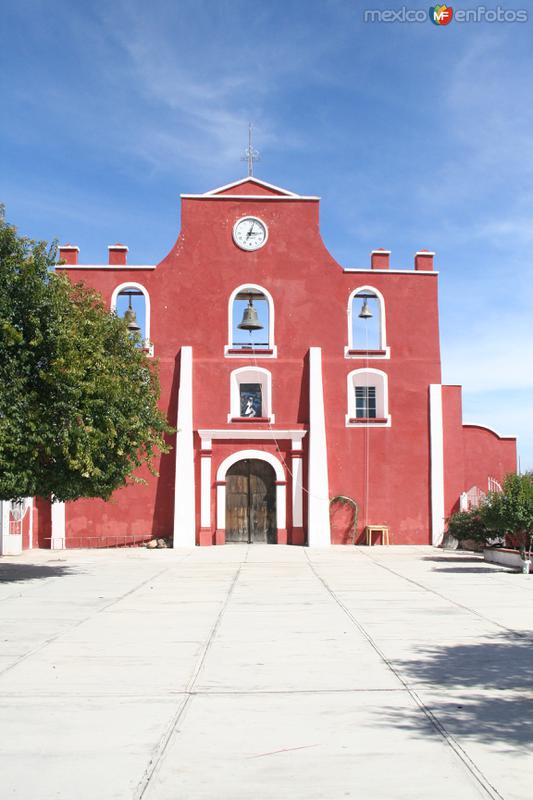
200 453 212 529
180 176 319 200
204 176 299 197
346 285 390 358
225 283 277 358
199 429 306 444
292 438 304 528
308 348 331 547
56 265 156 270
173 347 196 547
110 281 152 345
50 500 66 550
215 449 287 532
181 195 320 201
462 422 517 440
0 501 20 556
343 269 438 275
429 384 445 547
346 368 391 428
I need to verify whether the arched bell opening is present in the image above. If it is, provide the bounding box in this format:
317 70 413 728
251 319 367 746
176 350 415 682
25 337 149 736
352 290 381 350
116 289 146 341
346 286 388 357
229 285 273 353
111 282 151 350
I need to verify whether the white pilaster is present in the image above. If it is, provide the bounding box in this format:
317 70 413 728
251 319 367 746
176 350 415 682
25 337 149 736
0 501 10 555
291 438 304 527
429 384 445 546
51 500 66 550
307 347 331 546
216 484 225 530
173 346 196 547
276 484 287 529
200 453 212 528
28 498 34 549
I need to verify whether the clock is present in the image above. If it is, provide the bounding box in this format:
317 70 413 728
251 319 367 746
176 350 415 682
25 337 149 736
233 216 268 251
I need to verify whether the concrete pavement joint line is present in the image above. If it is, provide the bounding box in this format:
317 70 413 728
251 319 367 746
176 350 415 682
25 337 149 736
0 687 409 699
303 551 504 800
134 547 249 800
248 743 320 759
0 555 191 679
0 687 410 700
353 547 532 641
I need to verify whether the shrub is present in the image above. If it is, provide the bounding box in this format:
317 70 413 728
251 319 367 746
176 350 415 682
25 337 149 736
446 510 491 545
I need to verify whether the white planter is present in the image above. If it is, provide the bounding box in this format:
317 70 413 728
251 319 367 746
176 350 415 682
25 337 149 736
484 548 531 573
521 559 531 575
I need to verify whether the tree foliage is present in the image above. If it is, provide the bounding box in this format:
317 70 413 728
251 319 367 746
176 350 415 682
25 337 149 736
0 213 173 502
482 472 533 554
446 472 533 555
446 509 487 543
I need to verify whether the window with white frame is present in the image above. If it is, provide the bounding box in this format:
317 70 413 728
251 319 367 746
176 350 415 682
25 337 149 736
226 284 276 357
346 368 390 426
355 386 377 419
346 286 389 357
229 367 274 422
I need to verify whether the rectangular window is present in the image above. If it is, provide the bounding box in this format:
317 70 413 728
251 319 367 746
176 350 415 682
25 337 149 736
240 383 262 417
355 386 376 418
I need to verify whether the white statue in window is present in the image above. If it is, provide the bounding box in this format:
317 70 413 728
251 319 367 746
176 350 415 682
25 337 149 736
243 396 256 417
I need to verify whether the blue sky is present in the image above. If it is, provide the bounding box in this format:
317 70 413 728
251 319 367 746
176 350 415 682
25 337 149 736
2 0 532 468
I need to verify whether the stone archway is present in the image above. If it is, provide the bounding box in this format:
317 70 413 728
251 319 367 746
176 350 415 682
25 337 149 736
225 459 276 543
216 449 287 543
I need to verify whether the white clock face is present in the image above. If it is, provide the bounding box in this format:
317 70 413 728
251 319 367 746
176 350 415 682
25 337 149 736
233 216 268 251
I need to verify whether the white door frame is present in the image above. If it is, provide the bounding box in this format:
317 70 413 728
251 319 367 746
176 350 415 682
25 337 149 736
216 449 286 533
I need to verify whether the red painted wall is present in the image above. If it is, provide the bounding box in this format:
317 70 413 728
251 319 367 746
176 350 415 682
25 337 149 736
462 425 517 492
43 177 515 548
442 385 516 521
34 496 51 548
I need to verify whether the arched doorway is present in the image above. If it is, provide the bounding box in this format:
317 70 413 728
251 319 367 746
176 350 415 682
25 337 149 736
225 459 276 543
329 496 358 545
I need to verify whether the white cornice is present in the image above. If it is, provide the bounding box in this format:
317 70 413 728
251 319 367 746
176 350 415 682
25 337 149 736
202 176 299 197
55 265 156 270
343 269 438 275
180 194 319 201
198 429 307 443
462 422 516 440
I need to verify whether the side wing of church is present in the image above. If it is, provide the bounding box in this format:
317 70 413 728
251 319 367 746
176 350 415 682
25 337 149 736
25 177 517 550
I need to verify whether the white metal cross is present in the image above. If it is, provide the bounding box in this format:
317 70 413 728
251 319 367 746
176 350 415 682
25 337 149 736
241 122 260 176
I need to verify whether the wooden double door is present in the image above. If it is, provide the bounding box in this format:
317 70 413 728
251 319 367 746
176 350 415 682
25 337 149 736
225 459 277 544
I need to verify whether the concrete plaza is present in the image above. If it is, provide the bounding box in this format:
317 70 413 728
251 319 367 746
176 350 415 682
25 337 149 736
0 545 531 799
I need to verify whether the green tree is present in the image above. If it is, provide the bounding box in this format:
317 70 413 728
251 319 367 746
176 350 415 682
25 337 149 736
0 212 173 502
482 472 533 555
446 472 533 555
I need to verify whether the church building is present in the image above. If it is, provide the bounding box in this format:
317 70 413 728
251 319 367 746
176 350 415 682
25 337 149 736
1 176 517 552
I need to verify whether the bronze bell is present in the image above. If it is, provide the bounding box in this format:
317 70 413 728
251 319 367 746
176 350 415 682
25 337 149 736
124 306 141 335
237 297 264 332
358 299 373 320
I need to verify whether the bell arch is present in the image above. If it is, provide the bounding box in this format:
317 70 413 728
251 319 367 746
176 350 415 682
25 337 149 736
346 285 389 358
111 282 151 344
225 283 276 357
216 449 286 533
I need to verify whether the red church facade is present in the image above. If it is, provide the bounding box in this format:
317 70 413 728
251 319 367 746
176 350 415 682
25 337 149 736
4 176 516 552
